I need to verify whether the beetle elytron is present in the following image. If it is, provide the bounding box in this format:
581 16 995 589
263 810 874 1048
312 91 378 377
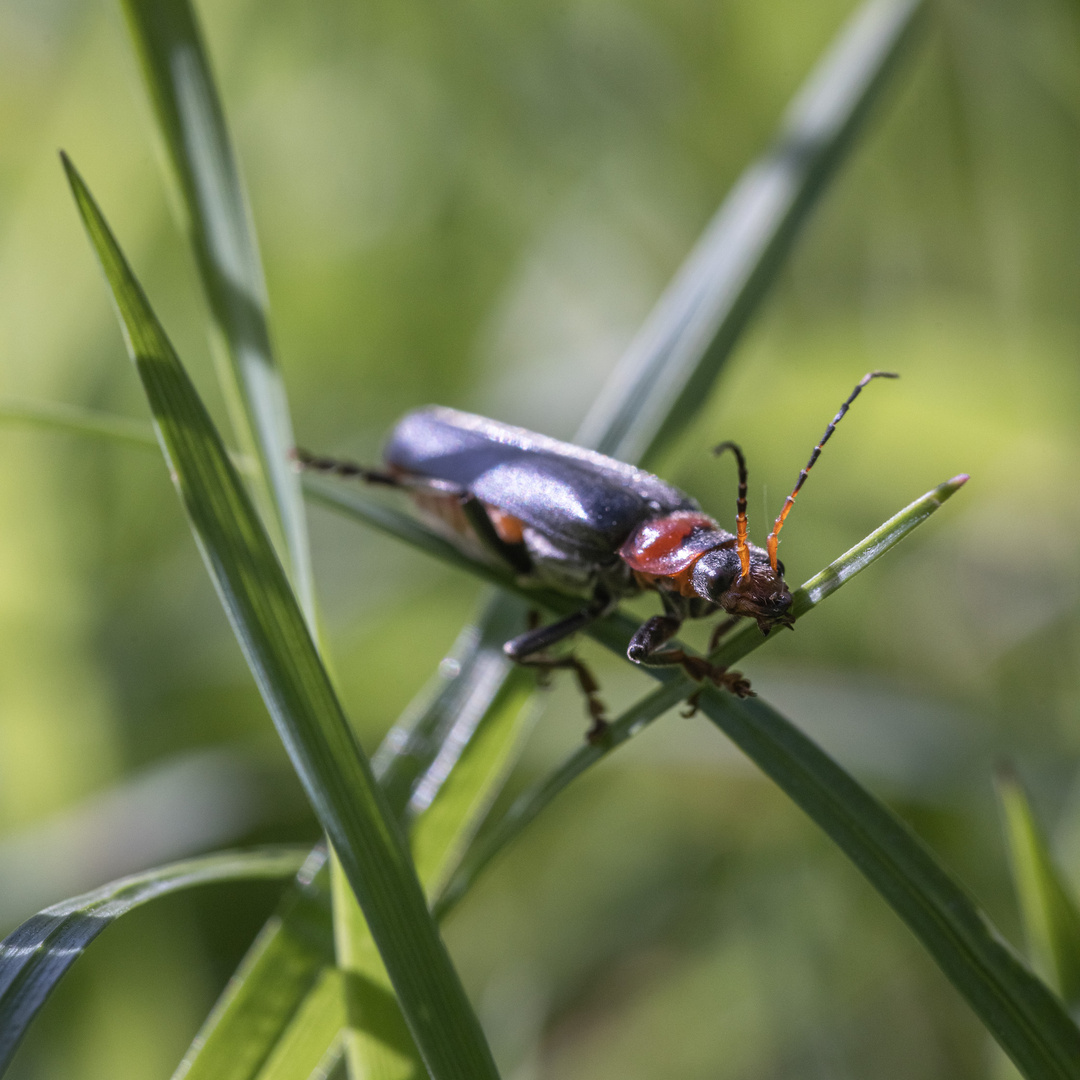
298 372 897 739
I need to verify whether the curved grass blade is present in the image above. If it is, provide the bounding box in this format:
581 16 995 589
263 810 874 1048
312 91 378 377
697 691 1080 1080
998 767 1080 1012
172 851 333 1080
63 155 500 1080
575 0 927 465
120 0 312 616
0 847 307 1075
435 473 969 916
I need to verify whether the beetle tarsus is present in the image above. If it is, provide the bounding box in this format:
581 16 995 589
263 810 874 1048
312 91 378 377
514 650 608 740
681 689 704 718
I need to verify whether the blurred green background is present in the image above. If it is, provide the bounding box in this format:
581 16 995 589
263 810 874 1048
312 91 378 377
2 0 1080 1076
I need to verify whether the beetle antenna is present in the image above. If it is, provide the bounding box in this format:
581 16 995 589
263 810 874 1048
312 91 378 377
766 371 899 571
713 441 751 580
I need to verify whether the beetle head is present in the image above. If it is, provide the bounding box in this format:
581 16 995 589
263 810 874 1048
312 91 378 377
690 547 793 634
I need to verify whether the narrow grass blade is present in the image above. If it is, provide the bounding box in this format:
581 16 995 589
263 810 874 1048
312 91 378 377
0 847 307 1076
997 767 1080 1012
698 691 1080 1080
121 0 312 614
253 968 345 1080
64 155 500 1080
374 595 535 823
172 851 333 1080
0 399 157 447
337 597 538 1080
435 474 968 916
575 0 927 465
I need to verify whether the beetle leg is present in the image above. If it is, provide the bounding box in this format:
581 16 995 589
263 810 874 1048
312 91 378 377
504 592 615 742
707 616 742 653
459 496 533 575
628 616 753 699
503 588 613 659
514 652 609 743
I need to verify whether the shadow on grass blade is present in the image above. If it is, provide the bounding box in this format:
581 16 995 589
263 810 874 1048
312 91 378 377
62 153 500 1080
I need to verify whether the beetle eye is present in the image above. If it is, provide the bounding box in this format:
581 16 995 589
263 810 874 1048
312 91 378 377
776 559 786 577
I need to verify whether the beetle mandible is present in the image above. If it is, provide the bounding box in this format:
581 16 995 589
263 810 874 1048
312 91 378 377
297 371 897 740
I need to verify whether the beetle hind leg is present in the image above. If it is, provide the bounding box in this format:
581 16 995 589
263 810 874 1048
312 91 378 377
291 447 400 487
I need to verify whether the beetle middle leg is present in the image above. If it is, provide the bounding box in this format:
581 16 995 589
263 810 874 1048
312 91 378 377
627 613 753 699
504 591 615 742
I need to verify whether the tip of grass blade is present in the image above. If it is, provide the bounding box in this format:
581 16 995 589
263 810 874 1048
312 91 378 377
948 473 970 489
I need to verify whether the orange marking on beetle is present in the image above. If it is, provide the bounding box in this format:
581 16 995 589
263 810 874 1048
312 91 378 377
484 506 526 545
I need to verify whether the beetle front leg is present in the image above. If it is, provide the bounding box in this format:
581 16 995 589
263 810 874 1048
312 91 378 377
627 616 753 699
707 615 741 653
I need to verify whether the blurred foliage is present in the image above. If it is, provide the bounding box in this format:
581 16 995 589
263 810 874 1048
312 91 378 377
2 0 1080 1077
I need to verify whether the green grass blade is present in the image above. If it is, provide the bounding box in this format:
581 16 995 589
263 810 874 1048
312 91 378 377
338 596 538 1080
0 847 307 1076
575 0 927 465
175 596 536 1080
697 690 1080 1080
429 473 1080 1078
998 767 1080 1012
172 852 333 1080
0 399 157 447
373 595 534 823
253 968 344 1080
120 0 311 614
63 155 500 1080
435 474 968 916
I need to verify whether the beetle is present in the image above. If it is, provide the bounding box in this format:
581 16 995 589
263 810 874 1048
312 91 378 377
297 371 896 740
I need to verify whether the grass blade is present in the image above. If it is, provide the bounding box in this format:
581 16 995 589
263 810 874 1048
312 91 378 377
0 847 307 1075
120 0 311 613
998 767 1080 1012
428 473 1080 1078
435 474 969 916
0 399 157 447
698 691 1080 1080
63 155 500 1080
175 596 536 1080
337 596 538 1080
253 968 344 1080
172 852 333 1080
575 0 927 465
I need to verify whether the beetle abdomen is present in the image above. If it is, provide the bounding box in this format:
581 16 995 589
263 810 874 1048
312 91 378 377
384 407 697 556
